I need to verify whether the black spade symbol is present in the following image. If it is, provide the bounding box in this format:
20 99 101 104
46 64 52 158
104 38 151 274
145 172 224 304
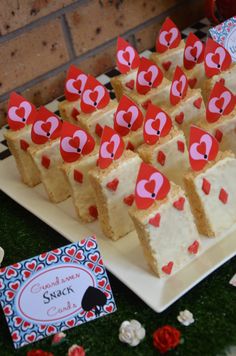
81 286 107 316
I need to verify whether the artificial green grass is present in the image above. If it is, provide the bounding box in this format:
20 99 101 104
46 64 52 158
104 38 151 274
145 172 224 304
0 190 235 356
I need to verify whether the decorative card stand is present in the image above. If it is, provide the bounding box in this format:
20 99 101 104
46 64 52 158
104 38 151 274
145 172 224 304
150 18 185 80
89 126 142 240
137 104 189 187
60 122 99 222
4 92 40 187
184 126 236 236
129 162 199 277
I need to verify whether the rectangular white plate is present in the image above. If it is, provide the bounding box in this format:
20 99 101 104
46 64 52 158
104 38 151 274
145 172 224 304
0 156 235 312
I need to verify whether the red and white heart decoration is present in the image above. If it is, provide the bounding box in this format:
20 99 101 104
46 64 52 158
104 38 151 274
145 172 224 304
204 38 232 78
206 82 236 123
170 66 188 106
31 107 62 145
80 75 110 113
60 121 95 163
189 126 219 171
143 104 172 145
98 126 125 169
136 57 163 95
184 32 204 70
65 65 88 102
116 37 140 74
7 92 37 131
114 95 143 136
135 162 170 209
156 18 181 53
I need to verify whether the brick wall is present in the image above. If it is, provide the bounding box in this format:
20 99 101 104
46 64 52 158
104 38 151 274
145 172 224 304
0 0 205 126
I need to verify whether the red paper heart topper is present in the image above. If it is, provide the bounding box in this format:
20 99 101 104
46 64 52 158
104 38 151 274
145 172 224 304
116 37 140 74
206 82 236 123
136 57 163 95
7 92 37 131
135 162 170 209
156 18 181 53
80 75 110 113
114 95 143 136
184 33 204 70
31 107 62 145
144 104 172 145
189 126 219 171
60 121 95 163
204 38 232 78
65 65 88 102
98 126 125 169
170 66 188 105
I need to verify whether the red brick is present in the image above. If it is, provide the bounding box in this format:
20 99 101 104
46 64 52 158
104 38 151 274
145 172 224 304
66 0 182 56
135 0 205 52
0 0 76 35
0 19 69 95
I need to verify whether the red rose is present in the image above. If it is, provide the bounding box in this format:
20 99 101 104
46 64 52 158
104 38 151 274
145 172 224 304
68 344 86 356
153 325 181 353
27 350 54 356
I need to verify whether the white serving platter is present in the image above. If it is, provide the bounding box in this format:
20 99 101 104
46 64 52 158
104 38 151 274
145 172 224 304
0 156 235 312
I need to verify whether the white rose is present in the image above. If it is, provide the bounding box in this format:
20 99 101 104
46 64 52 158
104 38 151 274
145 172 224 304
177 309 194 326
0 247 4 265
119 319 145 347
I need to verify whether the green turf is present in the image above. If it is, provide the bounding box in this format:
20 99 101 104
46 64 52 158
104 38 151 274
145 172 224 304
0 190 235 356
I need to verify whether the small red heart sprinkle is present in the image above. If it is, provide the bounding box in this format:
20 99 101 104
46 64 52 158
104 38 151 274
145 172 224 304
106 178 119 191
142 99 152 110
89 205 98 219
157 151 166 166
74 169 83 183
162 61 171 71
188 240 199 254
123 194 134 206
162 261 173 275
20 139 29 151
193 97 202 109
215 129 223 142
218 78 225 86
149 213 161 227
95 123 103 137
41 155 50 169
177 140 185 153
173 197 185 210
71 107 80 120
175 112 184 124
202 178 211 195
126 141 134 151
125 79 135 90
219 188 228 204
188 78 197 88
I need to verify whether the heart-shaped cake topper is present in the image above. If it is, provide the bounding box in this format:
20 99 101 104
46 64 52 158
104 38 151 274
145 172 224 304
206 82 236 123
189 126 219 171
31 107 62 145
135 162 170 209
156 18 181 53
144 104 172 145
65 65 88 102
98 126 125 169
116 37 140 74
60 121 95 163
7 92 37 131
136 57 163 95
114 95 143 136
184 33 204 70
170 66 188 105
204 38 232 78
80 75 110 113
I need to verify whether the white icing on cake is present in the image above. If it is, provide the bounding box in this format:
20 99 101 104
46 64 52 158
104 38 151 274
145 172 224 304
194 156 236 234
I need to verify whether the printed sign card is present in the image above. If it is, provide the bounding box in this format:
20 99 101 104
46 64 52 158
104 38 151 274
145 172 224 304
209 16 236 62
0 237 116 349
